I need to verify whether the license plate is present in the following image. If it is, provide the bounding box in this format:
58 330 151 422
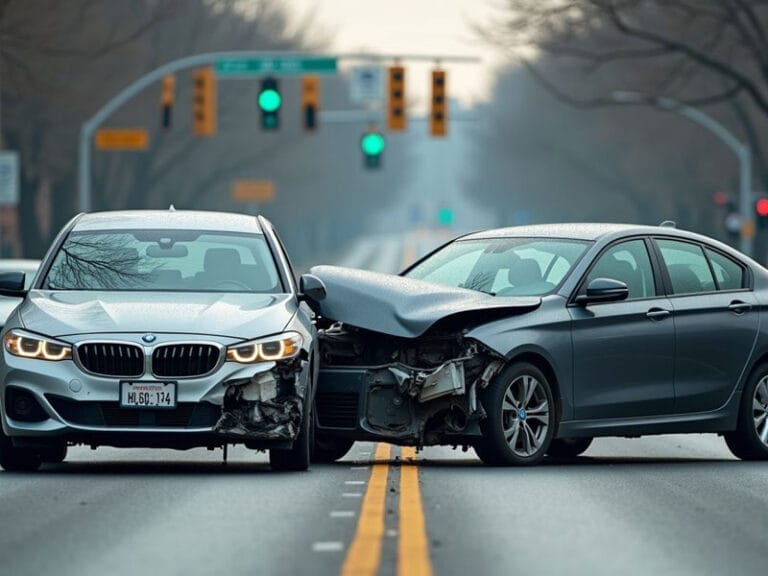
120 381 177 409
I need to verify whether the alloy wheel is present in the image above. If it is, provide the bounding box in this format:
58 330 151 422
501 374 550 457
753 376 768 446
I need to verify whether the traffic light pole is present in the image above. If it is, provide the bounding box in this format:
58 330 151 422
77 51 480 213
612 91 754 257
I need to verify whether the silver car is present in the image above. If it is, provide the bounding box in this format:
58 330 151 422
0 210 320 471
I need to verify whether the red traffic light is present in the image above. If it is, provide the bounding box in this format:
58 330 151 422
756 198 768 217
713 191 728 206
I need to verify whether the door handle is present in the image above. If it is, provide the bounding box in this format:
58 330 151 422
728 300 752 314
646 308 671 320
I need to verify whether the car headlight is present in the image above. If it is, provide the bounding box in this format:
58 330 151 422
226 332 303 364
4 329 72 361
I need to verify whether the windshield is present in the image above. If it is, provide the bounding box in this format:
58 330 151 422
44 229 283 293
404 237 589 296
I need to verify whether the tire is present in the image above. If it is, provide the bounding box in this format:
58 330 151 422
40 443 67 464
270 399 312 472
312 435 354 463
0 432 42 472
478 362 556 466
724 365 768 461
547 437 593 459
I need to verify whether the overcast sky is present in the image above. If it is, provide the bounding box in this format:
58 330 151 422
285 0 504 108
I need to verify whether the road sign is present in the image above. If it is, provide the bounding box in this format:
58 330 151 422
232 180 275 203
350 66 383 103
216 57 337 76
95 129 149 150
0 152 19 206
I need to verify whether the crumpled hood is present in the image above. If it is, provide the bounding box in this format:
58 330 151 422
19 290 296 339
310 265 541 339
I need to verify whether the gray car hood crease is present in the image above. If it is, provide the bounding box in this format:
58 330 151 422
310 265 541 339
20 291 295 339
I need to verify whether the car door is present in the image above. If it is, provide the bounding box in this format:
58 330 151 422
652 238 759 413
569 238 675 419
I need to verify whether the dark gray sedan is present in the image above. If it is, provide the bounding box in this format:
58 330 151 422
307 223 768 465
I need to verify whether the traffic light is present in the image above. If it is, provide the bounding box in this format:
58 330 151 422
437 207 454 227
361 129 386 169
387 66 406 131
192 67 216 136
756 197 768 228
302 75 320 131
160 74 175 130
431 70 447 137
259 77 282 130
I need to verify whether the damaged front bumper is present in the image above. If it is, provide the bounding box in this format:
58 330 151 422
213 358 308 442
316 328 503 446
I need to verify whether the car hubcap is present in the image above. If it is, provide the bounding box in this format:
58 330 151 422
501 374 549 457
753 376 768 446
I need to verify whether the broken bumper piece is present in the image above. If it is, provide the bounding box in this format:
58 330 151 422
213 360 305 441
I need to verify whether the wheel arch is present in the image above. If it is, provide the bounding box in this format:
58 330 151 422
504 351 563 424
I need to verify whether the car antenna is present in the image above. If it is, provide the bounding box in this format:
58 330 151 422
659 220 676 228
169 204 176 212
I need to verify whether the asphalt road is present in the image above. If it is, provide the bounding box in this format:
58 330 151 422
2 230 767 576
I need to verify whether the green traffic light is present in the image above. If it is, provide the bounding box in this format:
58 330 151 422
361 132 386 156
258 89 282 112
438 207 454 226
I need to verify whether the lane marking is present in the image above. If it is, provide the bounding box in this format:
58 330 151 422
331 511 356 518
342 492 363 498
350 466 369 471
313 542 344 553
345 480 366 485
398 447 433 576
340 443 391 576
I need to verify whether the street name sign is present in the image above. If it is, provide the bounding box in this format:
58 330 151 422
350 66 384 103
95 129 149 150
216 57 337 76
0 151 19 206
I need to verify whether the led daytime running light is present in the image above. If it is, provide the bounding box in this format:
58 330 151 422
4 331 72 361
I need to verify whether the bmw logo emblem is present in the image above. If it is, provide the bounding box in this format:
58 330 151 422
142 333 157 344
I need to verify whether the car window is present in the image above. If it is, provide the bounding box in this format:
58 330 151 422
405 237 589 296
44 229 282 293
656 239 716 295
705 248 744 291
583 239 656 300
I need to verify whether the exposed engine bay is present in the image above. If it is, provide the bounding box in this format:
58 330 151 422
214 359 306 442
317 323 504 446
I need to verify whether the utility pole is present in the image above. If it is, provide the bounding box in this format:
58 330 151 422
612 91 754 257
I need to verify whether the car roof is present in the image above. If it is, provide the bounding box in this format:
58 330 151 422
72 210 263 233
462 223 705 242
0 259 40 272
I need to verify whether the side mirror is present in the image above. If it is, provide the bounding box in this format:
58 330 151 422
0 272 26 298
575 277 629 306
299 273 326 302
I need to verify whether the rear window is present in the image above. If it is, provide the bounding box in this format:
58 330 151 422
44 229 283 293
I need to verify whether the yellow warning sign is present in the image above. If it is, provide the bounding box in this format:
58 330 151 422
232 180 275 203
95 129 149 150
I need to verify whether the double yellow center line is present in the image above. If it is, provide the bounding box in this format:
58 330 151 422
340 444 432 576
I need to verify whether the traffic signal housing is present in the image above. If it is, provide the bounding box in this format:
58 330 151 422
259 77 282 130
302 75 320 131
388 66 406 132
431 70 447 137
361 129 386 169
756 197 768 229
192 67 216 136
161 74 175 130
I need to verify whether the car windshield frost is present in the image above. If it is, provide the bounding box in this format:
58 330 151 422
405 237 589 296
44 229 283 293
